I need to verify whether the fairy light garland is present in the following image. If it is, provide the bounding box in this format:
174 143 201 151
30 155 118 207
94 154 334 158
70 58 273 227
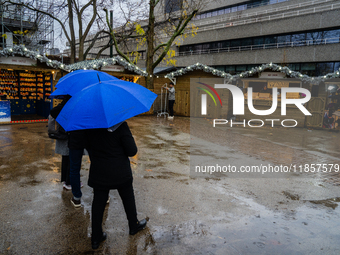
1 46 340 83
0 45 147 77
165 62 340 85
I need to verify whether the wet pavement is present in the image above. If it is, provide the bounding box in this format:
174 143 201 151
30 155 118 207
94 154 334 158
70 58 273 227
0 116 340 254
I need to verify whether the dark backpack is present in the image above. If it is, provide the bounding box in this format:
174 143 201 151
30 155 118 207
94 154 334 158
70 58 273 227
48 115 68 140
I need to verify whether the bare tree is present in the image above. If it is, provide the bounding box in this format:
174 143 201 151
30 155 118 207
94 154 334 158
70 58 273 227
5 0 109 63
105 0 204 89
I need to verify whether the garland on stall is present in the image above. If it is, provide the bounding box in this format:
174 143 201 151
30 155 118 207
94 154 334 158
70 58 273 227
165 62 340 85
1 46 340 83
0 45 147 77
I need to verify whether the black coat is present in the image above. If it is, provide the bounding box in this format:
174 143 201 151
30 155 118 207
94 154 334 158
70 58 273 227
84 122 137 190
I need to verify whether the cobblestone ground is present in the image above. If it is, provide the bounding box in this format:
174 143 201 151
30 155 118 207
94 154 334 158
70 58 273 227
0 116 340 254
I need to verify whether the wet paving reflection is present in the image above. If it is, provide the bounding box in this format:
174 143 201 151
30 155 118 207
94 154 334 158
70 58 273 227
0 117 340 254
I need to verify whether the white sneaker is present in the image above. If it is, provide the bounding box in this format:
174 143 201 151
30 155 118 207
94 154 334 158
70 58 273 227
168 116 174 120
63 183 72 190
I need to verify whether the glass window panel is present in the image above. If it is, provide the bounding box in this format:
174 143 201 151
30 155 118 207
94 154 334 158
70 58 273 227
334 62 340 72
195 14 201 20
225 66 235 72
230 39 240 47
222 41 230 48
277 35 290 43
291 33 306 46
301 63 316 71
201 13 206 19
218 9 224 15
241 38 252 46
194 44 202 51
225 8 230 13
212 11 218 17
265 36 276 44
238 5 247 11
231 7 238 12
207 12 212 18
324 29 340 43
247 65 258 70
316 63 334 76
236 65 247 72
288 63 300 71
202 43 210 50
214 66 225 71
254 37 264 45
264 36 276 48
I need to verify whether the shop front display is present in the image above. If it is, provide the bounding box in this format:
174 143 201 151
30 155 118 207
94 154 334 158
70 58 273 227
0 68 52 119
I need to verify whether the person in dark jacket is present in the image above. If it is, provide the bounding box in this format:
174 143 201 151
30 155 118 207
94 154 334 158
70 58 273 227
84 121 147 250
50 95 71 190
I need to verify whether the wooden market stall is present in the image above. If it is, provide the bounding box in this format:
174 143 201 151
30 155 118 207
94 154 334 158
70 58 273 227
239 72 306 127
0 56 58 122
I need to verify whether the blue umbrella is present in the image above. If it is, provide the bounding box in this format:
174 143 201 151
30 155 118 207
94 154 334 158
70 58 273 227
56 80 157 131
50 70 118 97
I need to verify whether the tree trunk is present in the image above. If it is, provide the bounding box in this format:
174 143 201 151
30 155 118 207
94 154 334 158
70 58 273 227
145 0 155 90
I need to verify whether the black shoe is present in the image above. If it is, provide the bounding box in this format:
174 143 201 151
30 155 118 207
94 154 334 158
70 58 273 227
129 219 147 235
91 232 107 250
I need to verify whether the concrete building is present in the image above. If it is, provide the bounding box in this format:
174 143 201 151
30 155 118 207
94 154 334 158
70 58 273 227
166 0 340 77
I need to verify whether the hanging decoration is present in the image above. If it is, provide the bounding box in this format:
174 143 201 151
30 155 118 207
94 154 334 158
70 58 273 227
0 45 147 77
1 46 340 83
165 62 340 85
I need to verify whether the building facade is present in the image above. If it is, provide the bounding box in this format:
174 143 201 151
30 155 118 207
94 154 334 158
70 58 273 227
167 0 340 77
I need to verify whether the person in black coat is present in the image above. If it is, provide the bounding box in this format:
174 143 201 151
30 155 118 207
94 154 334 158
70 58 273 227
50 95 71 190
84 121 147 249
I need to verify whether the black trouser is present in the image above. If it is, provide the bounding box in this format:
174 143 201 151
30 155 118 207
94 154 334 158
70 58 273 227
169 100 175 116
91 180 138 241
61 155 70 185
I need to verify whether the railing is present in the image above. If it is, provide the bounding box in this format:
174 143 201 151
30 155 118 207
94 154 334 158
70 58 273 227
195 0 337 30
177 37 340 57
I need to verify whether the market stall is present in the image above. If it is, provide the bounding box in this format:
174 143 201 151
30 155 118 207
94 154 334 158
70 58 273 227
0 56 57 121
239 72 306 127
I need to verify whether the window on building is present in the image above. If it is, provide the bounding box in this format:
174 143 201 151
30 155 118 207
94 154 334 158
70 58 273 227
253 37 264 49
264 36 277 48
225 66 236 74
236 65 247 72
207 12 212 18
222 41 230 49
277 35 291 47
230 39 241 49
325 29 340 43
212 11 218 16
231 6 238 12
225 8 231 14
241 38 253 50
201 13 206 19
288 63 300 71
334 62 340 72
238 5 247 11
218 9 225 15
316 62 334 76
165 0 182 13
291 33 306 46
